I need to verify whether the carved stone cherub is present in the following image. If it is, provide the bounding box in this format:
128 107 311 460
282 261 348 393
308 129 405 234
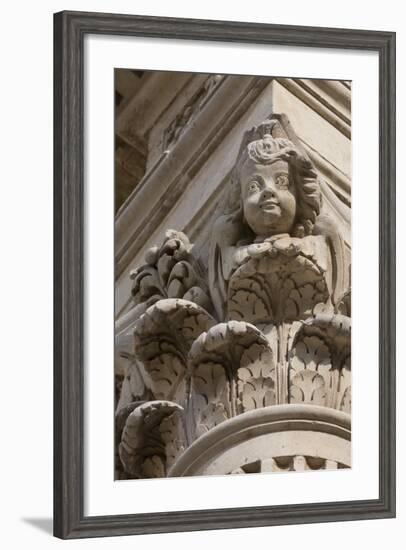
116 115 352 479
209 117 347 321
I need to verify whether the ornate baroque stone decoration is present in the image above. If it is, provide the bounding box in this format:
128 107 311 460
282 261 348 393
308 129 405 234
162 75 224 151
116 114 351 479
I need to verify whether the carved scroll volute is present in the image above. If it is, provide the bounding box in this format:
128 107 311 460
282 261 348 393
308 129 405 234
288 313 351 411
227 235 330 325
119 400 185 478
134 299 216 406
188 321 275 441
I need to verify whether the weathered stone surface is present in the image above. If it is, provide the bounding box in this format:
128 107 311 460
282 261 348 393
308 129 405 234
168 405 351 477
119 400 185 478
134 298 216 404
188 321 275 440
115 96 351 479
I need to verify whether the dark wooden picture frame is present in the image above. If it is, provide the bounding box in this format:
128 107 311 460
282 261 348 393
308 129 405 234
54 10 396 539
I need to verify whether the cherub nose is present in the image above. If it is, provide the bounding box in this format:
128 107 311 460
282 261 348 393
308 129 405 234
262 181 277 198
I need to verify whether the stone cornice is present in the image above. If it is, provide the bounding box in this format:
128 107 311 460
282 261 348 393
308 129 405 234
116 72 193 145
276 78 351 139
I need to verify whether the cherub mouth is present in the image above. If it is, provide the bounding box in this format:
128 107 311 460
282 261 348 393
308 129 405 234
260 201 279 210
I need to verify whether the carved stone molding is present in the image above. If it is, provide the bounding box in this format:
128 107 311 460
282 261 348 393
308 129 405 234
162 75 225 151
168 405 351 477
229 456 346 474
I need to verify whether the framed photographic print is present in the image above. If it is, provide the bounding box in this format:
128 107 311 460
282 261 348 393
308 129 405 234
54 10 396 539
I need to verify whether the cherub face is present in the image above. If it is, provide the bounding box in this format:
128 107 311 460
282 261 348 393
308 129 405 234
240 158 297 238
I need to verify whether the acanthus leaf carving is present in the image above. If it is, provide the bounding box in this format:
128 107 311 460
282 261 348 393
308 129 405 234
131 230 215 315
227 235 330 325
134 298 216 404
238 342 276 410
119 400 184 478
160 407 187 470
116 113 351 479
288 312 351 409
289 370 327 405
188 321 275 440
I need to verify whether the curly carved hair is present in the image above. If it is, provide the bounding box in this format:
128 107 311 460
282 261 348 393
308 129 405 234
225 129 321 238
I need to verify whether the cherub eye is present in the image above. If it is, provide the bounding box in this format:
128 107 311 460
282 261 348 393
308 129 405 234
248 181 260 193
275 174 289 188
